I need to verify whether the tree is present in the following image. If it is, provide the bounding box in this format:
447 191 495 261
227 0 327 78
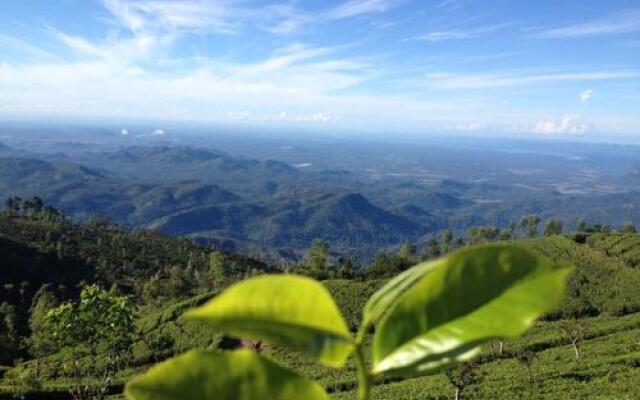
23 196 44 216
499 221 515 241
3 196 22 216
144 331 174 363
28 285 58 382
468 226 500 244
398 242 416 265
620 221 637 234
576 218 587 233
0 302 20 364
44 284 134 400
543 218 564 236
167 265 188 297
209 251 228 288
303 239 330 277
142 274 164 304
441 230 454 253
520 215 541 238
364 251 402 278
516 348 537 384
559 320 589 360
426 237 441 259
444 362 480 400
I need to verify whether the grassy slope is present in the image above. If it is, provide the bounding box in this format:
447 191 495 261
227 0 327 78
4 234 640 399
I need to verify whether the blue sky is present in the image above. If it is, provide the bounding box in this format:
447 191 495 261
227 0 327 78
0 0 639 138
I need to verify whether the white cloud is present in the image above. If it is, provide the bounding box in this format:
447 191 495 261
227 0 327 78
533 8 640 38
532 115 588 135
581 89 595 103
51 25 170 64
227 110 337 123
454 122 486 131
326 0 394 20
231 43 334 74
135 128 166 138
100 0 396 39
412 30 477 42
103 0 238 35
0 34 60 61
424 70 637 90
274 111 336 123
120 128 129 135
408 24 510 42
436 0 464 11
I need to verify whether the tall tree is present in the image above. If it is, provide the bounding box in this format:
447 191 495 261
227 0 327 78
576 218 587 233
398 242 416 265
304 239 330 277
520 215 541 238
620 221 637 234
543 219 564 236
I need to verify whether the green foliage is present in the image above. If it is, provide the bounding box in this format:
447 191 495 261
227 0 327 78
0 302 21 364
45 284 134 354
302 239 331 278
526 235 640 317
619 221 637 234
126 244 568 400
370 245 570 376
444 362 481 400
126 350 330 400
43 285 135 399
520 215 541 238
543 218 564 236
186 275 354 367
467 226 500 244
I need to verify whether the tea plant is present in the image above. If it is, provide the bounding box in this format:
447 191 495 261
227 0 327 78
125 244 570 400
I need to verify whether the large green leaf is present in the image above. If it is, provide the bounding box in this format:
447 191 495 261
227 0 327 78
125 350 330 400
186 275 354 367
359 258 441 339
372 244 571 376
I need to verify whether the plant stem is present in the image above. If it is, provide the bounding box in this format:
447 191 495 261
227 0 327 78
355 344 371 400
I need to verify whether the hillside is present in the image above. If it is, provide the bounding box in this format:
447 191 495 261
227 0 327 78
1 215 640 399
0 154 441 258
1 139 640 261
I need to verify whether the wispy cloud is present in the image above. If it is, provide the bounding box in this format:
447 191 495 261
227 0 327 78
408 23 510 42
532 115 588 135
581 89 595 103
326 0 395 20
533 8 640 38
101 0 397 38
424 70 637 90
436 0 465 12
52 27 168 63
103 0 239 35
0 34 60 61
231 44 335 74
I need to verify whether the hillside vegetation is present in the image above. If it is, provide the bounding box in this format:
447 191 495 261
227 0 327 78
1 212 640 399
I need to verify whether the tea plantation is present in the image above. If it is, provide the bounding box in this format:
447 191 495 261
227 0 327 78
1 215 640 399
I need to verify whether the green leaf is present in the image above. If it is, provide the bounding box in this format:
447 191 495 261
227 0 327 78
186 275 354 367
125 350 330 400
372 244 571 376
359 258 441 339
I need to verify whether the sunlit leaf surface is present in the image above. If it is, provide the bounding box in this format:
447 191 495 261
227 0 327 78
372 244 571 376
186 275 354 367
126 350 330 400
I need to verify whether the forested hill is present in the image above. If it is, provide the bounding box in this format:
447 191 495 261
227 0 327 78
0 208 269 365
1 205 640 399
